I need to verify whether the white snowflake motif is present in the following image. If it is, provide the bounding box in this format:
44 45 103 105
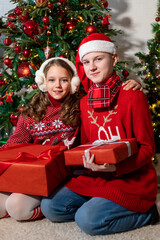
52 119 63 129
34 122 45 131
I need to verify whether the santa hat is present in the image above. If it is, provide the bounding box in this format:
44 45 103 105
35 57 80 94
76 33 116 92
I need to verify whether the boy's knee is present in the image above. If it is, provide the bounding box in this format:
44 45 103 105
75 207 98 235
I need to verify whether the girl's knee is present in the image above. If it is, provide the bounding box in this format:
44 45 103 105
5 195 25 220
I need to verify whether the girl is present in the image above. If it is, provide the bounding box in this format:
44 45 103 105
0 57 81 221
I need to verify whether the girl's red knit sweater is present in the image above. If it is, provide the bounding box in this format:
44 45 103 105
1 98 79 149
66 88 158 213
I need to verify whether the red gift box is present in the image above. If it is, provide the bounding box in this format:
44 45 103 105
0 143 69 196
64 138 138 165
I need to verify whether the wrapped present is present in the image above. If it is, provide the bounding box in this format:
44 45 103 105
0 143 69 196
64 138 138 165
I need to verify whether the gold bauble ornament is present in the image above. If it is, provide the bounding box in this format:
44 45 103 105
35 0 48 7
150 101 160 117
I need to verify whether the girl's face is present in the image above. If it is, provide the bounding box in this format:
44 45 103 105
82 52 118 85
46 65 71 100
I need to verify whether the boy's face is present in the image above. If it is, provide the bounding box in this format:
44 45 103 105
82 52 118 85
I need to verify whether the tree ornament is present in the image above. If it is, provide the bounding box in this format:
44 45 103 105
18 106 24 112
3 38 12 46
122 69 129 78
151 101 160 117
59 54 66 58
14 6 23 16
4 92 13 103
101 0 108 8
48 3 54 9
0 77 6 87
4 58 12 66
8 13 17 21
86 25 97 34
147 72 152 78
10 113 19 126
35 0 48 7
14 45 21 53
22 49 31 58
66 20 77 30
42 16 50 25
102 16 110 29
44 45 51 59
155 17 160 22
32 83 38 89
17 62 33 78
23 20 39 37
20 12 30 23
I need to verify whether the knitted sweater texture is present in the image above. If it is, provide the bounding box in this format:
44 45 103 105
2 99 79 149
66 87 158 213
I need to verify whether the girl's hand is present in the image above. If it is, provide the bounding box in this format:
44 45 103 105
82 151 116 172
122 80 143 91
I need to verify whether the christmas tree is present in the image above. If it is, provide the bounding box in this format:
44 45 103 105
134 3 160 153
0 0 129 143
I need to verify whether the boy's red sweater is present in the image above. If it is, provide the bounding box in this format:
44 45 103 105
66 88 158 213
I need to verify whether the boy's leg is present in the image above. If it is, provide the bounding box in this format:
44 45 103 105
5 193 42 221
41 186 89 222
75 197 152 236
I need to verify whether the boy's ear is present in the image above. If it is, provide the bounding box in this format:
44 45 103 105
112 54 119 66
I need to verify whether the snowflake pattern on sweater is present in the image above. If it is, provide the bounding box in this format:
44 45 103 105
2 105 79 150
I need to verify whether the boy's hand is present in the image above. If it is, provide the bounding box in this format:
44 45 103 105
82 152 116 172
122 80 143 91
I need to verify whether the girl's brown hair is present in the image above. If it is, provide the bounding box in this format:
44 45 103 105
22 59 80 127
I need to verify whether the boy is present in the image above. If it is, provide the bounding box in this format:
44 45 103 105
41 33 159 235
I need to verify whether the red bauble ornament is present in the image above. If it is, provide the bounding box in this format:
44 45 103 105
59 54 66 58
14 45 22 53
10 113 19 126
8 13 17 21
86 25 97 34
35 0 48 7
23 20 39 37
3 38 12 46
20 12 30 23
42 16 50 24
4 58 12 66
122 69 129 78
101 0 108 8
22 49 31 58
32 83 38 89
0 78 6 87
14 6 23 16
155 17 160 22
17 62 33 78
48 3 54 9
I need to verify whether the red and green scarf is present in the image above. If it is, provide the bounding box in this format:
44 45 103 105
88 72 122 109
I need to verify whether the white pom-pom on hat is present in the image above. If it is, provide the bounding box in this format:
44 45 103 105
35 57 80 94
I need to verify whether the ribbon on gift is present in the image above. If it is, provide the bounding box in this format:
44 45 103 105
0 149 54 176
79 139 131 159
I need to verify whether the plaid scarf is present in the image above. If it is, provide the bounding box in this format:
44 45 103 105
88 72 122 109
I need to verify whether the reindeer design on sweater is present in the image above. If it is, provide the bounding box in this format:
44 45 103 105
88 105 121 141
